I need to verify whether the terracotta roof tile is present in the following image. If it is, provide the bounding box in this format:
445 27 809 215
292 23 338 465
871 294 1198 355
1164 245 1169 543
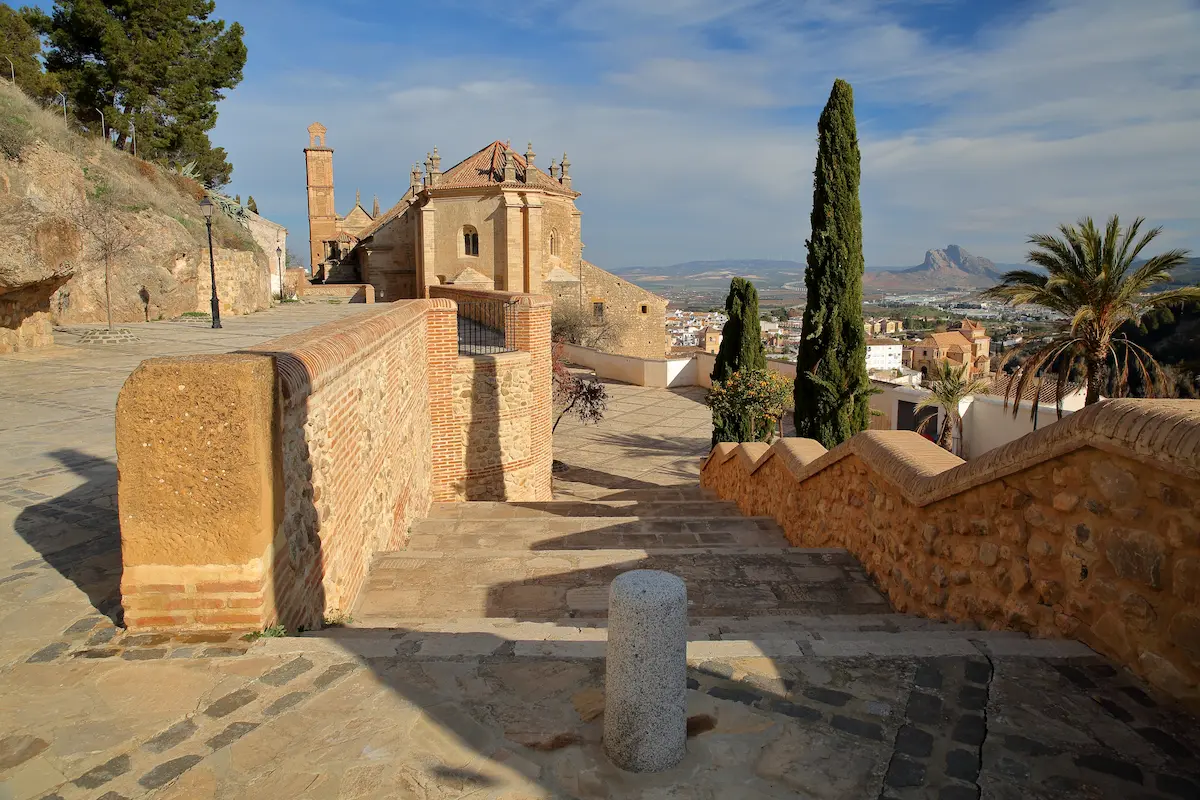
437 141 577 195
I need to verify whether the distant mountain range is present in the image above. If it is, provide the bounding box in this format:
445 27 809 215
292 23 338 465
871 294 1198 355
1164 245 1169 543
613 249 1200 292
613 259 807 286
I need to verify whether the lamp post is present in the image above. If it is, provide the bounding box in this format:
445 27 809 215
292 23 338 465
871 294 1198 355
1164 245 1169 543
97 108 105 142
199 197 222 328
55 91 66 120
276 245 284 303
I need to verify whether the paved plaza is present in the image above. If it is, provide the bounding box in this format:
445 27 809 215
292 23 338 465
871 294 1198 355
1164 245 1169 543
1 305 1198 799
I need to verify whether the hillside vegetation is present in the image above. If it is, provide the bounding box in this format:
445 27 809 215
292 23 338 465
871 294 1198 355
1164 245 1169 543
0 81 268 348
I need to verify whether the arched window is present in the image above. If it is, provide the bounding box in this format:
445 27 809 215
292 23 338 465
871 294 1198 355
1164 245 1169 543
549 228 559 257
463 226 479 257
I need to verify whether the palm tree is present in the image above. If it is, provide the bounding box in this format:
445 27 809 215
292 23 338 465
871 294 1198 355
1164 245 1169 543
985 216 1197 413
916 361 990 454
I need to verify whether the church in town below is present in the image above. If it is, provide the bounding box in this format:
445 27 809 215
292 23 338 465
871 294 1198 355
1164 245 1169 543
302 123 668 359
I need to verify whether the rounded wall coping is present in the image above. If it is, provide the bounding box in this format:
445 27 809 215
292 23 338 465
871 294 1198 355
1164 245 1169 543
704 399 1200 507
429 284 552 309
243 300 435 400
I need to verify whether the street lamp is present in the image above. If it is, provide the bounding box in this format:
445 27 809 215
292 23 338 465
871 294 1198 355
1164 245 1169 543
276 245 284 303
198 196 222 329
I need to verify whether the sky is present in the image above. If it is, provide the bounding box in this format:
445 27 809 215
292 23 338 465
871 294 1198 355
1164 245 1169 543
191 0 1200 268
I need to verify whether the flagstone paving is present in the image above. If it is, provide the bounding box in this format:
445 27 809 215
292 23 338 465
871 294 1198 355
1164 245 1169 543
1 306 1198 799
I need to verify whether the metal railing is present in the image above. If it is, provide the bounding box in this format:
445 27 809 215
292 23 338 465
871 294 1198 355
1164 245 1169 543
456 298 518 355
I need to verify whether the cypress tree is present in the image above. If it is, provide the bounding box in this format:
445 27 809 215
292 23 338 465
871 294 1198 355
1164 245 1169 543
711 277 767 445
793 79 872 448
246 195 258 214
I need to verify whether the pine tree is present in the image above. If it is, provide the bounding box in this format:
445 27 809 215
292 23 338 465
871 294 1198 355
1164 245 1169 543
793 79 872 448
234 194 241 205
246 196 258 214
0 5 61 100
25 0 246 188
711 277 767 445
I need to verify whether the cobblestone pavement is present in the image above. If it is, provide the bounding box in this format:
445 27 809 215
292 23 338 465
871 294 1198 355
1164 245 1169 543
1 312 1198 798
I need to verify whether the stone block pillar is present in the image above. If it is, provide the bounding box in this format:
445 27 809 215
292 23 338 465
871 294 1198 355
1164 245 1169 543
420 205 438 295
117 354 281 630
604 570 688 772
524 197 543 294
511 294 553 501
502 193 524 293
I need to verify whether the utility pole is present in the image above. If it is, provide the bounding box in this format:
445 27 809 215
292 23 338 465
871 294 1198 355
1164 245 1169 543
56 91 66 120
2 56 13 85
97 109 105 143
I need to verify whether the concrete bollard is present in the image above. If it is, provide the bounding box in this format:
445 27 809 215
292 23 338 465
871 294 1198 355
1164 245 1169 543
604 569 688 772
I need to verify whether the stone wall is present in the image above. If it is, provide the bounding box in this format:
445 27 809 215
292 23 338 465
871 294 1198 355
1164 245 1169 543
546 261 668 359
116 291 553 632
194 249 273 316
0 286 55 354
700 399 1200 711
298 283 375 303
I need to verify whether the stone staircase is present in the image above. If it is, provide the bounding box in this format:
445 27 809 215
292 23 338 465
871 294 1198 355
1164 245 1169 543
330 484 1062 658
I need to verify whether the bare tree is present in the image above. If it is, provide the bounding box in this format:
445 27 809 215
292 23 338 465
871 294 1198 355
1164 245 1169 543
69 189 140 330
551 302 630 351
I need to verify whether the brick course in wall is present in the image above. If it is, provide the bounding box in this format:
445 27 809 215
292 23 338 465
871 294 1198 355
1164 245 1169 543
700 399 1200 712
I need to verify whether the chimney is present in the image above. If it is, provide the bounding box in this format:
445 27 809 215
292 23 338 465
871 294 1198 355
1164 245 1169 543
501 148 516 182
560 152 571 189
429 146 442 187
549 158 558 180
524 141 536 182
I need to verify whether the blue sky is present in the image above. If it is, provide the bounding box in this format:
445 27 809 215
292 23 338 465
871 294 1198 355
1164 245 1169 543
196 1 1198 267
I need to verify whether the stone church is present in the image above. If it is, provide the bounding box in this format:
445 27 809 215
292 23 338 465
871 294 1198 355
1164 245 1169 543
303 123 668 358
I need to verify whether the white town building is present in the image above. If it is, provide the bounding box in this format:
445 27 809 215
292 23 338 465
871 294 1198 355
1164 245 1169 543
865 338 904 372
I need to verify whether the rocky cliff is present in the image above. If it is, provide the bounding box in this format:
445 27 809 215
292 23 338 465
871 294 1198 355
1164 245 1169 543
865 245 1007 291
0 82 270 353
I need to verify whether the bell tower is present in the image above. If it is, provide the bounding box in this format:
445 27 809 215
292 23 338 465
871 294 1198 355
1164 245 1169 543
304 122 337 272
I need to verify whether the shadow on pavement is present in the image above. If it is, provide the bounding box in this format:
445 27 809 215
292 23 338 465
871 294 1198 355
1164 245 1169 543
12 450 123 623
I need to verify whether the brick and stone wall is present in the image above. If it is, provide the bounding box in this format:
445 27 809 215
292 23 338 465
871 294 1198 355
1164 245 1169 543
430 285 553 502
116 290 552 632
700 399 1200 711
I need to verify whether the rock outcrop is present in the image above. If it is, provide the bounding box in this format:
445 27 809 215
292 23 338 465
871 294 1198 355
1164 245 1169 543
0 82 270 353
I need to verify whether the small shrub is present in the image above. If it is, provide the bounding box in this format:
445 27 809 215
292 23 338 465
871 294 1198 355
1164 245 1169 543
323 611 353 628
0 113 34 160
241 624 288 641
134 158 157 181
180 311 210 318
553 343 608 432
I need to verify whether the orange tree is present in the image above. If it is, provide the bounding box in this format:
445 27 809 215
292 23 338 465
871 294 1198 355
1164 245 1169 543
707 368 792 443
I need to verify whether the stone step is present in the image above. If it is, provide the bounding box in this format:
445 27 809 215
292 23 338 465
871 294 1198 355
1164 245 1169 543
409 515 786 550
425 499 749 519
266 624 1097 662
550 485 715 502
354 548 889 621
406 523 787 551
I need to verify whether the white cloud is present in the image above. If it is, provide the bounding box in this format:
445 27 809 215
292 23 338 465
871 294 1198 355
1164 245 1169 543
214 0 1200 267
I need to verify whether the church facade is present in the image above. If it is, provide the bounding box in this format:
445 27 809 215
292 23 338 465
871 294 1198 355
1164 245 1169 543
303 123 668 358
